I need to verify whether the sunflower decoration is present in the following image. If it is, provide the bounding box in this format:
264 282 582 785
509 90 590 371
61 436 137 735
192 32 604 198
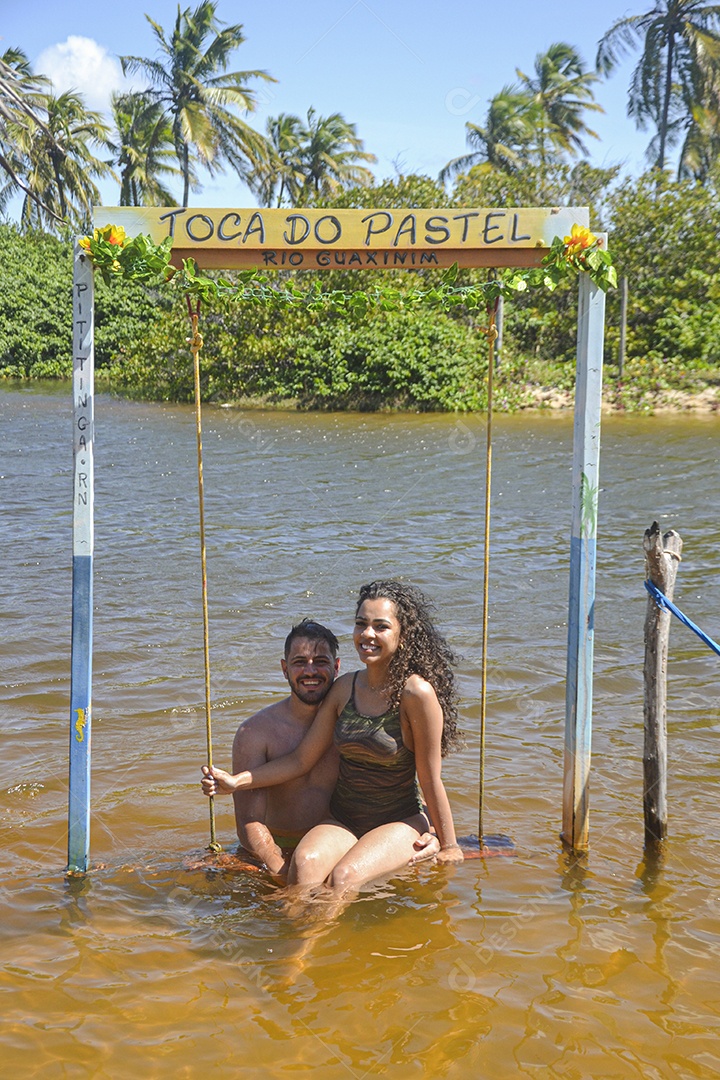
79 224 174 286
563 223 598 261
538 223 617 293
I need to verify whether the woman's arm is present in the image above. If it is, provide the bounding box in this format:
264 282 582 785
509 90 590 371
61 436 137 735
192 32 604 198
402 676 464 864
201 679 345 797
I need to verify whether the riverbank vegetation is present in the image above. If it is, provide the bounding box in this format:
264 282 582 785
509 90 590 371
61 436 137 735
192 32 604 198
3 2 720 412
4 163 720 412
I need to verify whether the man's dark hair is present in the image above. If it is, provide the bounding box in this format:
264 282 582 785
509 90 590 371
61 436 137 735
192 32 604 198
284 619 339 659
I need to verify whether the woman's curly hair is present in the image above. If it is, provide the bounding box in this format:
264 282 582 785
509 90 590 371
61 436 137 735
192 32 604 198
356 580 464 755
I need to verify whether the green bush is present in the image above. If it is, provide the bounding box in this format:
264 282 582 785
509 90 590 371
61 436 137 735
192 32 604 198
0 224 168 378
605 171 720 369
0 225 73 377
6 168 720 409
249 308 489 410
109 296 492 410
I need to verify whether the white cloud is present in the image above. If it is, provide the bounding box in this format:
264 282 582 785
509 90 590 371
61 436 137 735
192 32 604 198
35 36 133 114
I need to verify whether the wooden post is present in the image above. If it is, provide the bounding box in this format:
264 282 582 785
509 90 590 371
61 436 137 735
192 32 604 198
562 271 606 852
643 521 683 848
618 275 628 379
67 242 94 875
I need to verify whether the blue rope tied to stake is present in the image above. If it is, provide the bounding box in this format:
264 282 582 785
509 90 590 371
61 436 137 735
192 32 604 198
644 579 720 658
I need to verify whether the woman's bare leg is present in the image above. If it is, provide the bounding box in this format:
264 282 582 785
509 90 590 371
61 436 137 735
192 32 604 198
286 821 358 887
326 813 429 896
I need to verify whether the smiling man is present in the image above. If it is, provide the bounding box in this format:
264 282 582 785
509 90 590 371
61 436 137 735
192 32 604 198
223 619 340 880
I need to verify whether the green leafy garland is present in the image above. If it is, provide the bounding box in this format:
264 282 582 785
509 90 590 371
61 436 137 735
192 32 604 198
80 222 616 315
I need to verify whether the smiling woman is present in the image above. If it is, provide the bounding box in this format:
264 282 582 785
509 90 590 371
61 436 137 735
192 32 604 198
202 579 466 893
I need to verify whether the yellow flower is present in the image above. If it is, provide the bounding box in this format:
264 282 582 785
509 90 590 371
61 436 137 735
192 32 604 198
78 235 92 252
563 223 596 260
97 223 126 247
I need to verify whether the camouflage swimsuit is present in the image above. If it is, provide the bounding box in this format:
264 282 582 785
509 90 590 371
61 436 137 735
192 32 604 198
329 673 423 836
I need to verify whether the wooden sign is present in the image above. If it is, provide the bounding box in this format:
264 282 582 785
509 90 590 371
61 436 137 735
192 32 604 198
93 206 590 270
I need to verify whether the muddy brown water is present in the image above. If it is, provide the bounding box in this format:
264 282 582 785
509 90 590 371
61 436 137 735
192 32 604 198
2 383 720 1078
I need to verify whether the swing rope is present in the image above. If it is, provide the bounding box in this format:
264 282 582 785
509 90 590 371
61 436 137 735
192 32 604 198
479 299 499 843
186 295 221 853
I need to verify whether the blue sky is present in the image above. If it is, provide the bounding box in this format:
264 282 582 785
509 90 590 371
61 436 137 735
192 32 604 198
3 1 647 208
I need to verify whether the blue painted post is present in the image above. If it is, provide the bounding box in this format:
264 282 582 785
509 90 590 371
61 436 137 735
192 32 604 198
67 242 94 875
562 268 606 852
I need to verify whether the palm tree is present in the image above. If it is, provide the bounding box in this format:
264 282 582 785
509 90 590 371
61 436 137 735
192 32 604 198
516 42 603 174
597 1 720 170
0 48 47 138
0 48 65 223
247 113 305 206
678 100 720 177
110 91 181 205
293 108 376 203
121 1 274 206
14 90 114 231
440 46 600 187
439 86 538 182
247 108 376 206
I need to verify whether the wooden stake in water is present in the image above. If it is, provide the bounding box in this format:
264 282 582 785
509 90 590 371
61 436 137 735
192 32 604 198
67 243 95 875
643 521 683 848
187 298 221 853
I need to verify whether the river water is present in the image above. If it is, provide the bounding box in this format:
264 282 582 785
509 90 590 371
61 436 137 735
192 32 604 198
2 383 720 1079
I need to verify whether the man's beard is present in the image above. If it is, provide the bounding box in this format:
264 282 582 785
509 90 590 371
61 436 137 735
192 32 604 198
291 681 332 705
